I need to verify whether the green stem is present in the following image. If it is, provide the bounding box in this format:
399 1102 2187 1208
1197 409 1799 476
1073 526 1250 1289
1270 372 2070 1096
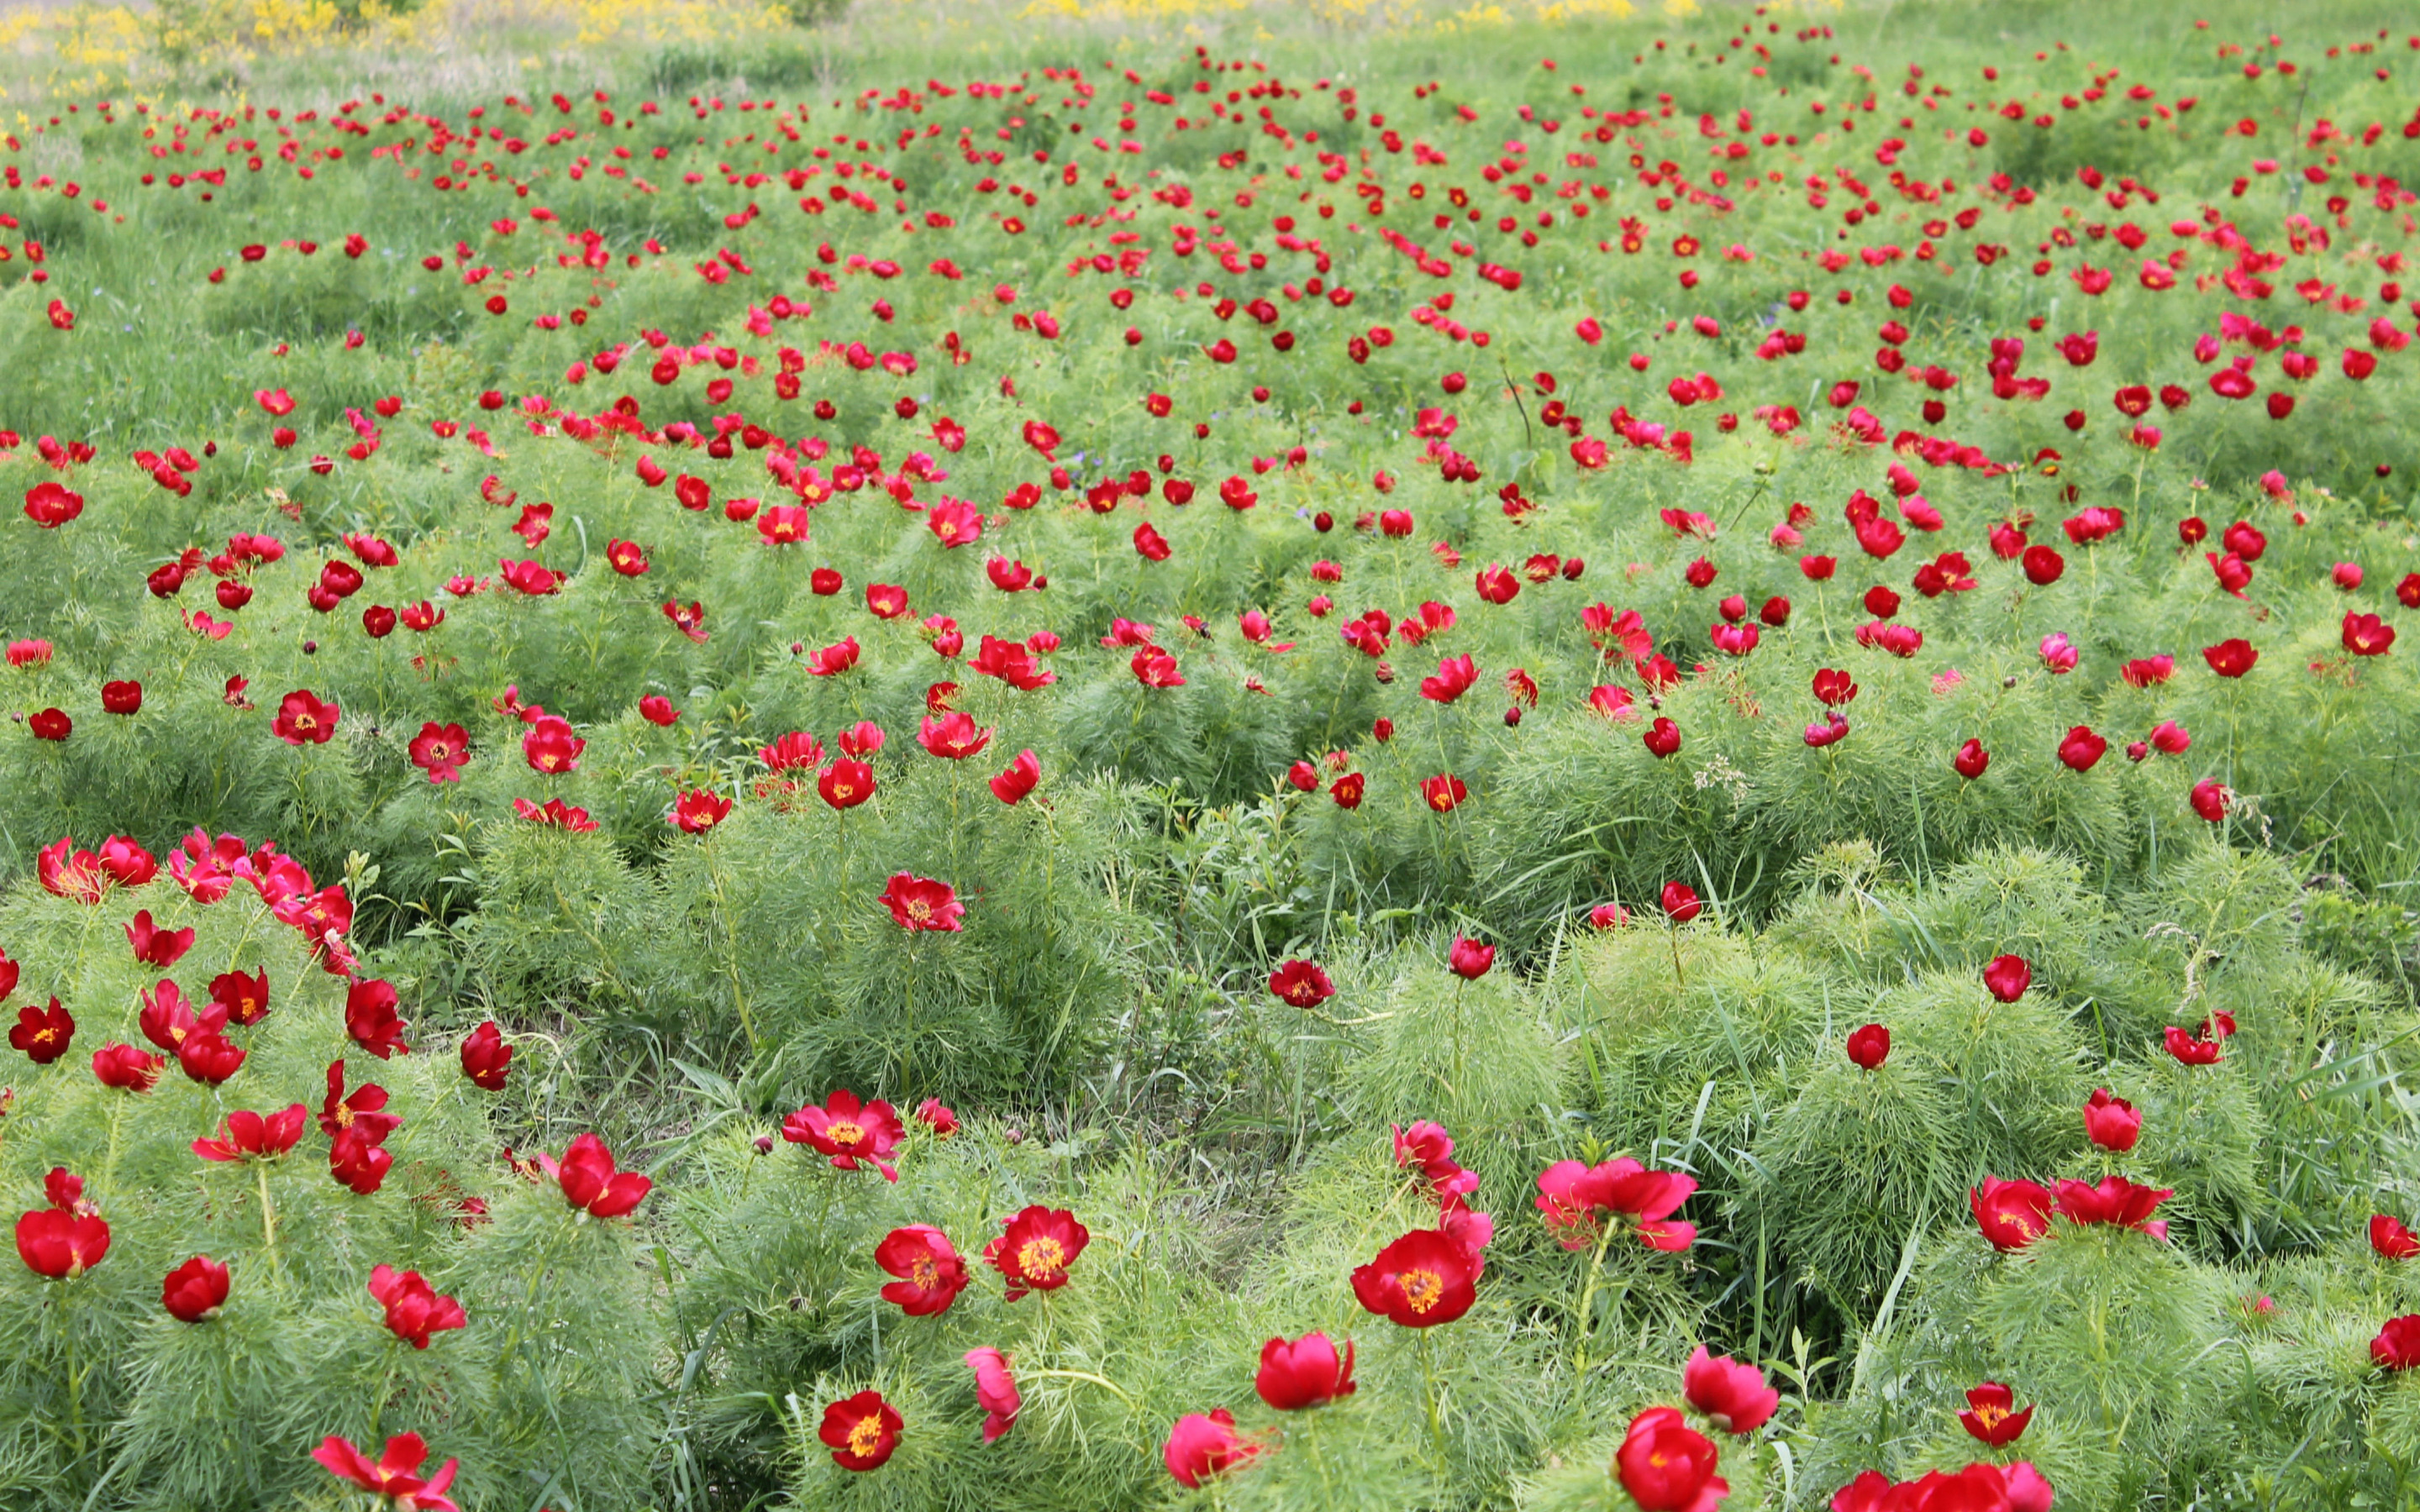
1571 1216 1621 1378
257 1160 283 1282
1416 1329 1449 1471
1017 1368 1140 1410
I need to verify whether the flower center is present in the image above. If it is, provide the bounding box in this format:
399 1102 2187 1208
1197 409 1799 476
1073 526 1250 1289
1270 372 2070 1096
1398 1267 1444 1313
1018 1236 1067 1280
1973 1404 2008 1429
847 1415 884 1457
911 1255 938 1286
906 900 931 921
826 1120 865 1148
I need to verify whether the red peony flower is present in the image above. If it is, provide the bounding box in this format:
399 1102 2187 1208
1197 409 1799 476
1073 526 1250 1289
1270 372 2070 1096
965 1346 1022 1441
11 999 75 1064
986 1205 1090 1300
2082 1089 2141 1152
459 1021 512 1091
1684 1345 1779 1434
876 1224 968 1315
370 1263 468 1348
540 1132 651 1218
1846 1022 1890 1069
783 1089 905 1180
669 789 734 832
1970 1176 2056 1251
162 1254 229 1322
271 689 339 745
1255 1331 1356 1410
1350 1227 1481 1327
311 1432 459 1511
2372 1215 2420 1261
1958 1382 2033 1446
1616 1405 1728 1512
409 722 471 784
1269 958 1335 1007
1983 954 2031 1002
1163 1408 1262 1488
192 1104 308 1162
880 873 964 932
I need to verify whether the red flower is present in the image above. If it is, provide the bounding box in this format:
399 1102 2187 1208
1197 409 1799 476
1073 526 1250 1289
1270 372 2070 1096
408 722 471 784
2344 612 2396 657
92 1042 165 1091
460 1021 512 1090
1256 1331 1356 1410
1983 954 2031 1002
522 715 585 774
1644 716 1683 758
1449 937 1495 980
1954 738 1991 780
2372 1215 2420 1261
162 1254 229 1322
192 1104 308 1161
2164 1024 2223 1065
1419 653 1479 704
320 1058 401 1145
670 789 734 832
24 480 84 527
918 711 994 761
1846 1023 1890 1069
1131 645 1185 687
915 1098 960 1137
607 539 650 575
2373 1315 2420 1371
345 978 411 1058
2020 544 2065 585
2083 1089 2142 1152
29 708 71 741
1422 773 1469 811
177 1031 246 1085
876 1224 968 1314
637 695 680 727
2189 778 2233 823
1350 1227 1480 1326
541 1132 651 1217
1163 1408 1262 1488
880 873 964 932
1684 1346 1779 1434
2056 724 2108 772
11 999 75 1064
2055 1175 2172 1236
1661 881 1702 922
329 1127 393 1195
271 689 339 745
1812 668 1859 706
1970 1177 2055 1251
1332 772 1365 807
1269 958 1335 1007
866 583 909 619
989 748 1040 804
782 1089 905 1180
311 1433 460 1512
1957 1382 2034 1447
1616 1405 1728 1512
965 1347 1022 1441
986 1205 1090 1299
818 759 876 810
17 1171 109 1278
101 680 142 714
513 797 599 831
371 1263 468 1348
663 601 710 642
2202 638 2259 678
1534 1157 1697 1250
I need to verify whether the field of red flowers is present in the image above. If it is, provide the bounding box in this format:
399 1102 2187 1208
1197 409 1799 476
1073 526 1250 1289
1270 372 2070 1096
4 1 2420 1507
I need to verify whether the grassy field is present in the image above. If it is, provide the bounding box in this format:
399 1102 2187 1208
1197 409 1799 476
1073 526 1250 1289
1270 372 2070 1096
1 0 2418 1508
